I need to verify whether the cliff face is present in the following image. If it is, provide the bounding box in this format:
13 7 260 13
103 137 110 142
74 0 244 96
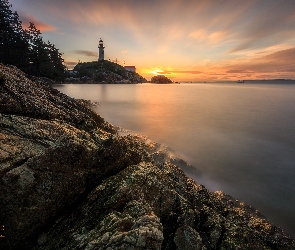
0 64 294 250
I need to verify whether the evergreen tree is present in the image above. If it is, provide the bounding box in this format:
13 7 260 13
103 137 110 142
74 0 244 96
26 22 50 77
0 0 65 80
46 41 65 80
0 0 29 69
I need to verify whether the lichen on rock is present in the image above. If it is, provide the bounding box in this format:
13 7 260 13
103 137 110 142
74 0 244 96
1 64 295 249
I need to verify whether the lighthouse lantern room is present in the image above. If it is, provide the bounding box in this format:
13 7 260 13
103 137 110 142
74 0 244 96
98 38 105 61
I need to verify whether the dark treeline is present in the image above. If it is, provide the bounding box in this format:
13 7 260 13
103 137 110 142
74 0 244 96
0 0 65 80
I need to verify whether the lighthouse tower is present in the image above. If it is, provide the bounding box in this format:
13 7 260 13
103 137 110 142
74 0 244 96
98 38 105 61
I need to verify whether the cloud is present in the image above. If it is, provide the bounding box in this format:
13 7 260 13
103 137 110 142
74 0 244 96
158 70 203 75
220 47 295 79
172 70 203 74
188 29 209 41
262 47 295 63
16 1 295 55
228 1 295 53
208 31 228 43
189 29 228 44
248 47 295 73
11 0 295 81
65 61 78 67
121 50 128 54
73 50 97 57
20 12 56 32
226 70 254 74
209 73 227 76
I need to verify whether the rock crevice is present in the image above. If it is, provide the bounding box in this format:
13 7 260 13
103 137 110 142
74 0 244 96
1 64 294 249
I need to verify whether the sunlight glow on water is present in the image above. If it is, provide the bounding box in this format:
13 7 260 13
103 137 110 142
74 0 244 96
55 82 295 237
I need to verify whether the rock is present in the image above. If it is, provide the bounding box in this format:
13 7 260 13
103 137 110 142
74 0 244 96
0 64 147 249
150 75 173 84
68 61 147 84
1 63 295 249
174 226 203 250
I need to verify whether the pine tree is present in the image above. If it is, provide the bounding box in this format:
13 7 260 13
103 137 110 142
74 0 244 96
0 0 29 69
46 41 66 80
25 23 65 80
26 22 49 76
0 0 65 80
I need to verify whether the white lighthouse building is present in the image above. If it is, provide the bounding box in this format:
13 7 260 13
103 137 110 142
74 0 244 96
98 38 105 61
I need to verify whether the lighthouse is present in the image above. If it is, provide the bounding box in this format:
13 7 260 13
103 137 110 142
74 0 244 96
98 38 105 61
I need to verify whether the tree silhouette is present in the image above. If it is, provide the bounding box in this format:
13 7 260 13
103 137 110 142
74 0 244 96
0 0 29 70
0 0 65 80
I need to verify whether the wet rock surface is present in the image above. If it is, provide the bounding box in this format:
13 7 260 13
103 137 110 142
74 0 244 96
1 64 295 249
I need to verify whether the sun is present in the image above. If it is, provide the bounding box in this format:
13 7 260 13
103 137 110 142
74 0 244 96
151 69 165 75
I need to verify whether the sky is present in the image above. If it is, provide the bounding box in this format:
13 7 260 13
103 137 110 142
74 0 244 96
9 0 295 81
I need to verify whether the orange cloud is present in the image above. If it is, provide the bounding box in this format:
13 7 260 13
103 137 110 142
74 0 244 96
150 68 203 76
21 12 56 32
226 70 254 74
208 31 227 43
167 70 203 74
14 0 295 81
188 29 208 41
262 47 295 63
209 47 295 80
153 47 295 81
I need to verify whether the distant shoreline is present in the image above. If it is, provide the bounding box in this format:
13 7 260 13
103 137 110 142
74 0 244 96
54 79 295 85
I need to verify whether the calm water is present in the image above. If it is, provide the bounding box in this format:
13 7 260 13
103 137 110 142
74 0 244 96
55 82 295 237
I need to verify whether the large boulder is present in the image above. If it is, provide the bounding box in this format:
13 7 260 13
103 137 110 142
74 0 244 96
1 64 294 249
0 64 148 249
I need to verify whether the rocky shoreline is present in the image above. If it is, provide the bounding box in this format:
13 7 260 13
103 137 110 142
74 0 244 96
65 61 147 84
1 63 295 249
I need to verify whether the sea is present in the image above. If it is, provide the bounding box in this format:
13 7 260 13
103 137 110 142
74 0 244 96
54 81 295 238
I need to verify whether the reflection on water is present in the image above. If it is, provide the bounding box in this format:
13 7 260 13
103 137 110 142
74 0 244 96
55 82 295 237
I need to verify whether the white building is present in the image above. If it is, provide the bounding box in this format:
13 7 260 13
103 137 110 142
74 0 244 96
124 66 136 73
98 39 105 61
